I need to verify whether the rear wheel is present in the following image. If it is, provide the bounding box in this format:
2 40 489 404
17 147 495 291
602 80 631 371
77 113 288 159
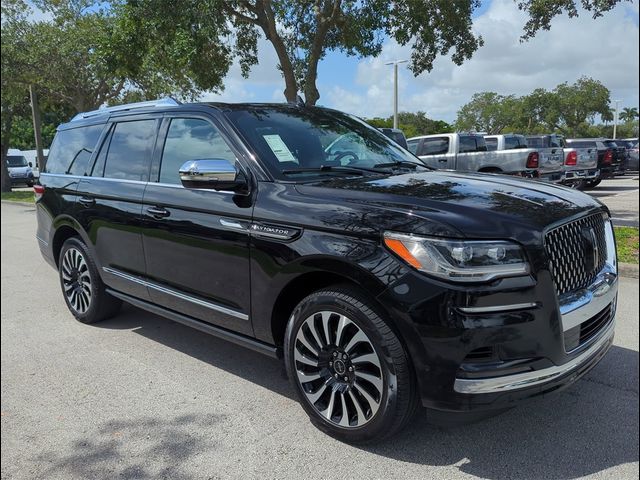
284 286 418 443
58 237 121 324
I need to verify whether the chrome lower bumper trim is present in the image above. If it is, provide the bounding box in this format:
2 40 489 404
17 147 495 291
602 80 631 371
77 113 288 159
454 319 615 394
458 302 538 314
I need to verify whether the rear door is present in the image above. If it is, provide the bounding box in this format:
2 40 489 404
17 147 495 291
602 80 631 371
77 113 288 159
140 113 254 335
417 136 454 169
75 115 161 300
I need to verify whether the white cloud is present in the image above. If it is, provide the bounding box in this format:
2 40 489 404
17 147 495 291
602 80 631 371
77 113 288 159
324 0 639 121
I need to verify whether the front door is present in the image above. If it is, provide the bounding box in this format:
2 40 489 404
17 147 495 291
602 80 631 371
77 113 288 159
141 115 254 335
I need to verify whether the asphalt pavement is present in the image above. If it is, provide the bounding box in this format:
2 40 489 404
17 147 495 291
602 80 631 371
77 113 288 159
588 176 639 227
1 202 638 480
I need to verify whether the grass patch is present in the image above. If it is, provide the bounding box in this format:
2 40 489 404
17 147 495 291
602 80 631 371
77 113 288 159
1 191 34 203
615 226 639 264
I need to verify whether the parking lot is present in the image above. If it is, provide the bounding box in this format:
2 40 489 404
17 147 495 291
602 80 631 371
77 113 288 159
1 200 638 480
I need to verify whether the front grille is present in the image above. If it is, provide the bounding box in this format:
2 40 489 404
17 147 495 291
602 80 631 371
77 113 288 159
564 303 613 352
545 213 607 296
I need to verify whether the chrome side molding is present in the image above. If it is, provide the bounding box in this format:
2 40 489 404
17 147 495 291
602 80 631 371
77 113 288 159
102 267 249 321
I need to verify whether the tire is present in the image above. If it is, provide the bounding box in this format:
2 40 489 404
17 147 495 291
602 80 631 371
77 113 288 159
284 285 418 443
58 237 121 324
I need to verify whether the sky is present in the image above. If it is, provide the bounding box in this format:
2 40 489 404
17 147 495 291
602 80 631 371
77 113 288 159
201 0 640 123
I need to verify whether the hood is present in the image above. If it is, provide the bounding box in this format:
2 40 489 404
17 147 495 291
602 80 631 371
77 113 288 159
295 170 604 242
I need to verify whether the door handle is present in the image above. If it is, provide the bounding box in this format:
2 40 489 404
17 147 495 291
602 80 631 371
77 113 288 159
78 196 95 207
438 158 448 163
147 206 170 219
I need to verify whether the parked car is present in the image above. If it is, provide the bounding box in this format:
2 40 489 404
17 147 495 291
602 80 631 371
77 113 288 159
36 99 618 443
5 154 35 186
523 134 593 189
623 139 639 171
484 134 563 182
565 138 622 187
615 139 638 172
407 133 548 179
379 127 408 149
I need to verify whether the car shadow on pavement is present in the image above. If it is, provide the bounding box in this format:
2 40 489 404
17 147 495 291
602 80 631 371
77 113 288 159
360 344 639 480
98 306 637 480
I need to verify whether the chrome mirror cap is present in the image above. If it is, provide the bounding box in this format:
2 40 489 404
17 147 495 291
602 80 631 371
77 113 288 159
179 159 238 183
178 159 247 192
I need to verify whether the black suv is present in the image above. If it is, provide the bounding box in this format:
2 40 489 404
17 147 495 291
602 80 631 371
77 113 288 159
36 100 618 443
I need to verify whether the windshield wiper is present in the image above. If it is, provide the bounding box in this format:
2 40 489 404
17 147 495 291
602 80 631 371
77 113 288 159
282 165 382 176
373 160 432 170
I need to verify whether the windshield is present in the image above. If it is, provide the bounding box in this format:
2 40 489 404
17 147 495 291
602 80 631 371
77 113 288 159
6 155 28 167
225 106 425 179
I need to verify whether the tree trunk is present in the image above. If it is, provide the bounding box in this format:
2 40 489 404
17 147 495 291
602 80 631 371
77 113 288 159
256 0 299 102
1 112 14 193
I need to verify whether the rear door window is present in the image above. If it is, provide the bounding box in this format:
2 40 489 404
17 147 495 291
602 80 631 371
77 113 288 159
102 119 158 181
45 124 104 175
406 139 421 154
459 135 481 153
504 136 519 150
159 118 236 185
485 138 498 151
419 137 449 155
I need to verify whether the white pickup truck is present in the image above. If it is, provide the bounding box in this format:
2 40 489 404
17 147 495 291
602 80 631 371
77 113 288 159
407 133 557 181
526 135 598 189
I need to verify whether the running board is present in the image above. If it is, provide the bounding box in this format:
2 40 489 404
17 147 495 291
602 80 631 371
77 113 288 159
106 289 280 359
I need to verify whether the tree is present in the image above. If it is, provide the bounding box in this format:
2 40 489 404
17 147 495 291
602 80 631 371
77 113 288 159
114 0 626 106
620 107 639 123
454 92 523 134
550 77 611 136
366 111 452 138
115 0 485 105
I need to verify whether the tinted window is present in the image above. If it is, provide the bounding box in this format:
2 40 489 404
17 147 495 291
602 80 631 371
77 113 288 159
407 139 420 154
459 135 477 153
485 138 498 151
526 137 544 148
159 118 236 184
45 124 104 175
103 120 157 181
603 141 618 148
504 136 519 150
567 140 595 149
6 156 28 167
420 137 449 155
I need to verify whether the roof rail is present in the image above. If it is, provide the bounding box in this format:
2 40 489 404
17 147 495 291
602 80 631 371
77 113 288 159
70 97 181 122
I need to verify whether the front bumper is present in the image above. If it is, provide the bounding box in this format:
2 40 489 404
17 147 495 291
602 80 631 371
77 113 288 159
377 215 617 412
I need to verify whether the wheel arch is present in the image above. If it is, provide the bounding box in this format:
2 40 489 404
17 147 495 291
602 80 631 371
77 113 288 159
50 216 92 268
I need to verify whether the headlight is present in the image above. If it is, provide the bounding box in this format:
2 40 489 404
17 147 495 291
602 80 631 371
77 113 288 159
383 232 530 282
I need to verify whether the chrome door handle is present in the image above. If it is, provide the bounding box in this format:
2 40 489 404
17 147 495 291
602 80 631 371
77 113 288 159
438 158 448 163
147 206 170 218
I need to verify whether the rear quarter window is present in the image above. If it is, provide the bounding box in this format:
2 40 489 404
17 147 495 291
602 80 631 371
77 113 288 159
45 124 105 175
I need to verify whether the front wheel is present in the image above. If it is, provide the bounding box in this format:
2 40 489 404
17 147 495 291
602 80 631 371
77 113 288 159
58 237 121 324
284 286 418 443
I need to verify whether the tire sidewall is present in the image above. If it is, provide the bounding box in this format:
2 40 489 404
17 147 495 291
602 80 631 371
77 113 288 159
284 289 402 443
58 237 102 323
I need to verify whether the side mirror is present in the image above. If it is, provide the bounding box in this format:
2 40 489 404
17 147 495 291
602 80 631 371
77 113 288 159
28 162 33 167
179 159 247 192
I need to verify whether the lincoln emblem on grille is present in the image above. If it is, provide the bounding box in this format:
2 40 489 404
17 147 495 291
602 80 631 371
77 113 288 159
581 226 599 272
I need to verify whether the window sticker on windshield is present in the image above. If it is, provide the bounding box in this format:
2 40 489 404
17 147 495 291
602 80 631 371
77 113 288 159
263 134 298 163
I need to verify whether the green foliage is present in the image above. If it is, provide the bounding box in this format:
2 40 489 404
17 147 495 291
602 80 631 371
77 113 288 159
620 107 639 123
365 112 452 138
614 226 639 265
455 77 621 137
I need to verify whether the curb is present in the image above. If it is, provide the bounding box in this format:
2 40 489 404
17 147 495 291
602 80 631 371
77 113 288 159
619 262 639 279
1 200 35 208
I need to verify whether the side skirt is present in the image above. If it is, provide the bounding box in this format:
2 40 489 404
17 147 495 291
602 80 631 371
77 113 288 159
106 288 281 359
